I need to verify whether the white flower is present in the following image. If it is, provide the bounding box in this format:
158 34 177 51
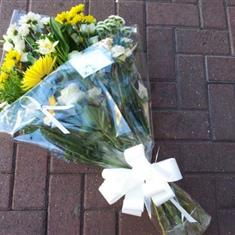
13 36 25 53
111 45 126 58
98 38 113 50
58 83 85 106
19 12 42 31
36 38 58 55
21 52 29 62
6 24 18 37
80 23 96 34
3 41 13 52
18 23 30 37
88 87 102 99
41 17 50 25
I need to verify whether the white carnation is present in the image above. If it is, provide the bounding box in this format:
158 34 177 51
58 83 85 106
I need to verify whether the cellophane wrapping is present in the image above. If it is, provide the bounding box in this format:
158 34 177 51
0 10 211 235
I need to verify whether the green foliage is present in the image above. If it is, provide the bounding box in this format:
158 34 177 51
0 71 24 104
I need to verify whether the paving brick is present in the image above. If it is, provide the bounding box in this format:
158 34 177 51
216 176 235 208
153 111 209 140
147 27 175 81
13 143 48 209
0 174 11 209
84 173 121 209
30 0 85 16
206 56 235 82
119 212 160 235
227 0 235 6
181 175 218 235
227 7 235 54
147 2 199 26
118 1 145 49
50 155 100 174
200 0 226 29
89 0 115 20
176 29 230 55
177 55 207 109
0 211 45 235
0 133 14 173
173 0 198 3
209 84 235 140
0 0 28 37
48 174 81 235
182 143 235 172
151 82 177 108
218 210 235 235
83 210 116 235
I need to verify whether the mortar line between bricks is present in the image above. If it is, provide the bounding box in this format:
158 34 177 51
214 174 221 234
198 0 204 29
157 139 235 144
45 154 50 235
79 174 85 235
26 0 31 12
9 143 17 210
227 5 235 55
114 0 117 16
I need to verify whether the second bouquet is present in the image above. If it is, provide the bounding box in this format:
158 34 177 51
0 4 211 235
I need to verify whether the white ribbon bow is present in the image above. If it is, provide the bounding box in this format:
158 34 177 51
20 96 73 134
99 144 196 223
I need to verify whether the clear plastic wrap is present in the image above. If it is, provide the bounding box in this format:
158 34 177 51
0 10 211 235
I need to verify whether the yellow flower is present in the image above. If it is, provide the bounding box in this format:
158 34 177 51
5 50 21 63
70 4 85 15
22 55 56 91
55 11 69 24
84 15 96 24
0 72 8 83
70 14 84 25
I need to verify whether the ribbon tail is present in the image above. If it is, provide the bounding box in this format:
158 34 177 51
122 185 145 217
170 198 197 223
42 109 70 134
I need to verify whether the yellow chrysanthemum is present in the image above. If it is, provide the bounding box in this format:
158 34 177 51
70 4 85 16
5 50 21 63
55 11 70 24
70 14 84 25
21 55 56 91
84 15 96 24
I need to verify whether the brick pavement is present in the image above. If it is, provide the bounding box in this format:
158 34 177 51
0 0 235 234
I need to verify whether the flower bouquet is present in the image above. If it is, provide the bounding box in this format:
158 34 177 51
0 4 211 235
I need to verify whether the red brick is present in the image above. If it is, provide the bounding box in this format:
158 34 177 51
182 142 235 172
83 210 116 235
181 175 218 235
0 0 28 36
147 27 175 81
151 82 177 108
216 176 235 208
0 211 45 235
218 210 235 234
206 56 235 82
48 174 81 235
0 133 14 173
209 84 235 140
30 0 85 16
153 111 209 140
200 0 226 29
177 55 207 109
89 0 115 20
118 1 145 49
227 7 235 54
50 155 100 174
147 2 199 26
13 143 48 209
0 174 11 209
119 212 159 235
84 173 121 210
176 29 230 55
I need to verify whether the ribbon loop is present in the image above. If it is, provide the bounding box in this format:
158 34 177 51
20 96 73 134
99 144 196 223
